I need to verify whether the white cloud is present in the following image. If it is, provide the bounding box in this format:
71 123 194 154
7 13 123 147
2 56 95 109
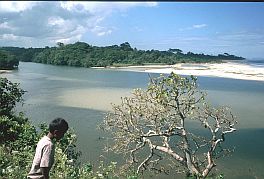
0 1 158 47
1 34 18 40
0 1 38 12
193 24 207 29
179 24 208 31
90 25 113 36
97 30 112 37
54 34 82 44
133 26 143 32
48 17 65 26
217 32 263 41
60 2 158 13
0 22 13 29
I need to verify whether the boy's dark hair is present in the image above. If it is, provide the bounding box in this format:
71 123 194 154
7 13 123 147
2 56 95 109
49 118 69 133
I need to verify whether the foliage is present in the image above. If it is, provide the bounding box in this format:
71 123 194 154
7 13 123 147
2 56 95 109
101 73 237 178
0 121 122 179
0 77 137 179
0 50 19 70
0 77 27 143
0 47 44 62
0 78 39 178
0 77 25 117
1 42 245 69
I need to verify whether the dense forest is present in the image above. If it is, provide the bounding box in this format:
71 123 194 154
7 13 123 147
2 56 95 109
1 41 245 69
0 50 19 70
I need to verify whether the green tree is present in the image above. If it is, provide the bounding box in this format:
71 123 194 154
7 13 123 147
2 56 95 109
0 77 30 144
168 48 183 54
120 42 133 51
101 73 237 178
1 42 245 68
57 42 65 48
0 78 25 117
0 50 19 70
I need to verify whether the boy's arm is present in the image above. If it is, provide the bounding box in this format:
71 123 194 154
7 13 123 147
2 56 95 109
40 143 54 179
40 167 50 179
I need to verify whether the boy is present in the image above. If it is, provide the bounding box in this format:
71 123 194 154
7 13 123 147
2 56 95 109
28 118 69 179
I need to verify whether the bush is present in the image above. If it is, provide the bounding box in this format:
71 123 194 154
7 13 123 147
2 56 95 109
0 50 19 70
0 77 135 179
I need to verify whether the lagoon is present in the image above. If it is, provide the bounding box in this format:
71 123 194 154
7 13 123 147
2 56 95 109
2 62 264 178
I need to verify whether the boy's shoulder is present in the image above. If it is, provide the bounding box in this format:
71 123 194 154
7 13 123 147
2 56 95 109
38 136 54 146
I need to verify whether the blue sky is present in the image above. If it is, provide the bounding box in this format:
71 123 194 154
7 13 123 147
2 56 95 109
0 2 263 58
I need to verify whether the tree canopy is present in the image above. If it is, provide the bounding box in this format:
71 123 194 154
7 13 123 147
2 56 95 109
0 50 19 70
1 42 245 68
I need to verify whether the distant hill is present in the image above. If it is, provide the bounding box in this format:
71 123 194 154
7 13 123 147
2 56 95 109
0 42 245 68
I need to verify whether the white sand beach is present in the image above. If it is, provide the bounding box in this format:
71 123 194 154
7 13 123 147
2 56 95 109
0 70 12 74
117 62 264 82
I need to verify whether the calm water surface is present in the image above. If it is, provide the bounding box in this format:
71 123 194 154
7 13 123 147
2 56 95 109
2 62 264 178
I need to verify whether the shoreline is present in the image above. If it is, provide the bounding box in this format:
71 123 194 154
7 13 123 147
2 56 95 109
0 70 12 74
112 61 264 82
3 61 263 82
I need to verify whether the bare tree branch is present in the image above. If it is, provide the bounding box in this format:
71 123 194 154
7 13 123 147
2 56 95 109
101 73 237 178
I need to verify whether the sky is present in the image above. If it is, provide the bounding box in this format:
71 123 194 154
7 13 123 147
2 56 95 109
0 1 263 59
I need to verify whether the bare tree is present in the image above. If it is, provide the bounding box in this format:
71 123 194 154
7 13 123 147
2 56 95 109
101 73 237 178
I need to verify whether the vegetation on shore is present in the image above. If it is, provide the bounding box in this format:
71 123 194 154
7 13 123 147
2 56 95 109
0 50 19 70
1 42 244 69
0 77 134 179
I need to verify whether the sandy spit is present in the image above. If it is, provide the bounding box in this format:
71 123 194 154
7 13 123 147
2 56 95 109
0 70 12 74
115 62 264 82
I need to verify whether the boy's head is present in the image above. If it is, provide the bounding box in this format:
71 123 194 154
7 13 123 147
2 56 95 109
49 118 69 140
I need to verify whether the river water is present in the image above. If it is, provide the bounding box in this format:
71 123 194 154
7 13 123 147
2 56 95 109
1 62 264 178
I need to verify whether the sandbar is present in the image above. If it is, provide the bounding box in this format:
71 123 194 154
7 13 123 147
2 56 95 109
0 70 12 74
116 62 264 82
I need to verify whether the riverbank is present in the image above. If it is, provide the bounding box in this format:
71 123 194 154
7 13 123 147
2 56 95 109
113 61 264 82
0 70 12 74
